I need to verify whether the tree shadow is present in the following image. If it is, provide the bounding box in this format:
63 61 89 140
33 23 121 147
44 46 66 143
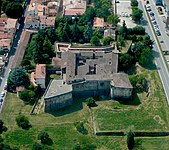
117 92 141 106
22 124 32 130
46 98 84 117
46 138 53 146
0 126 8 134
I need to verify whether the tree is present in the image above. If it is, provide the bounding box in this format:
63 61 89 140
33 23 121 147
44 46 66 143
143 35 153 48
139 47 152 66
5 2 23 18
84 22 93 42
90 36 101 46
107 14 120 26
117 35 125 49
19 89 36 104
127 130 135 150
86 97 97 108
74 122 88 135
38 131 51 145
0 120 4 134
131 0 138 7
119 20 128 39
46 27 57 44
16 115 30 129
7 67 30 92
71 22 81 42
103 36 113 46
32 142 43 150
119 53 135 71
62 21 71 42
132 8 143 23
131 42 144 60
0 0 2 17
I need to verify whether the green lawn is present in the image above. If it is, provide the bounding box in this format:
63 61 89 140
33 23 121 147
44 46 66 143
0 93 127 149
93 65 169 131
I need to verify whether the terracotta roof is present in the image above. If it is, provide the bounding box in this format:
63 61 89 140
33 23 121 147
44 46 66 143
39 16 55 26
35 64 46 79
0 31 14 39
4 18 17 29
93 17 106 28
0 39 11 47
16 86 24 92
0 18 8 26
47 1 59 7
64 8 85 16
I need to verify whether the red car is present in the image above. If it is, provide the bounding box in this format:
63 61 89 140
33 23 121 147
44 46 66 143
4 85 7 90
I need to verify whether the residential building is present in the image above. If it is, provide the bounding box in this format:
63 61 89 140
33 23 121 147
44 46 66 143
39 16 55 29
104 28 116 41
24 16 40 29
0 39 11 51
93 17 107 29
31 64 46 89
63 0 86 16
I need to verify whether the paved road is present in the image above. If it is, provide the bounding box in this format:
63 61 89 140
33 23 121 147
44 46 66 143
139 1 169 104
148 0 169 51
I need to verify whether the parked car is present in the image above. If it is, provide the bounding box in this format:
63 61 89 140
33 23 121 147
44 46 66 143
149 12 154 16
150 16 155 21
1 91 5 97
0 97 3 102
3 85 7 90
152 20 157 25
156 31 161 36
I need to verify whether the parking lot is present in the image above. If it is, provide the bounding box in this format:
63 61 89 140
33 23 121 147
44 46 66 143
116 0 137 28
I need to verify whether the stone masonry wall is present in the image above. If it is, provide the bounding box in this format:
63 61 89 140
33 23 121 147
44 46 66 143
111 86 132 99
44 92 73 111
72 80 110 98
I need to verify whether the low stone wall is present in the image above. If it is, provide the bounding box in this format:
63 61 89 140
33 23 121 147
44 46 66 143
96 131 169 137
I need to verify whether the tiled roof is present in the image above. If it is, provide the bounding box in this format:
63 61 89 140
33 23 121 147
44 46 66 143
35 64 46 79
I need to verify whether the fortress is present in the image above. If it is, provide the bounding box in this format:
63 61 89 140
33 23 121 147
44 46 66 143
44 43 133 111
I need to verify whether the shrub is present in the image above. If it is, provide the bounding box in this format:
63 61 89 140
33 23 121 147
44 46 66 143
74 122 88 135
86 97 97 108
16 115 31 129
38 131 52 145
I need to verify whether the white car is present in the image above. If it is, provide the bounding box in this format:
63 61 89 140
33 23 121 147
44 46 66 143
1 91 5 97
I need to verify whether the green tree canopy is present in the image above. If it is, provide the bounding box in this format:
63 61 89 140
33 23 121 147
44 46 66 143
90 36 101 46
103 36 113 46
119 53 135 71
7 67 30 92
5 2 23 18
107 14 120 26
19 89 36 104
38 131 52 145
84 22 93 42
132 8 143 22
127 130 135 150
16 115 30 129
131 0 138 7
139 47 152 66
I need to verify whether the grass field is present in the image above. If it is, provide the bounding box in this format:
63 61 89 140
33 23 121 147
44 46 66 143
93 65 169 131
0 93 128 149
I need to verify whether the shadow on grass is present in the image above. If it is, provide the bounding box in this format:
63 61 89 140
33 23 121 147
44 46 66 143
46 138 53 146
46 98 84 117
134 138 143 149
22 124 32 130
0 126 8 134
117 92 141 106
